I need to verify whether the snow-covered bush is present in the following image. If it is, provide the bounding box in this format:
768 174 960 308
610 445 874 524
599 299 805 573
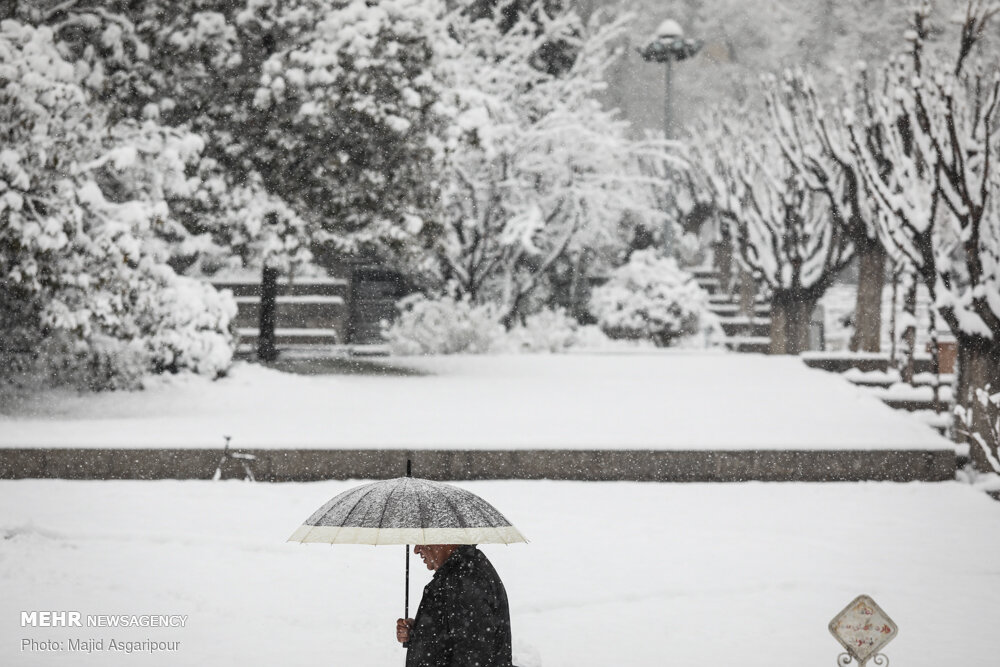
507 308 584 353
0 21 235 389
31 333 151 392
383 293 506 355
385 296 619 355
133 268 237 377
590 250 715 347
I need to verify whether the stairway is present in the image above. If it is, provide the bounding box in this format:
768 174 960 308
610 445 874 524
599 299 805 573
690 267 772 353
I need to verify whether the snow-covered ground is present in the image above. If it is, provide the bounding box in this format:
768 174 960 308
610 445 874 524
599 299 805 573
1 480 998 666
0 353 950 450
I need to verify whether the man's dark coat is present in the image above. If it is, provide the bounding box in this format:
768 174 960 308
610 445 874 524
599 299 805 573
406 545 513 667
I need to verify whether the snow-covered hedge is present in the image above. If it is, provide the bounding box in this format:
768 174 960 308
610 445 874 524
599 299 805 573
590 250 717 347
506 308 583 353
383 294 506 355
383 295 613 355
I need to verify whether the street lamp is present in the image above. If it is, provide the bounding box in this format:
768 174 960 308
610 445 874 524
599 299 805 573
637 20 703 139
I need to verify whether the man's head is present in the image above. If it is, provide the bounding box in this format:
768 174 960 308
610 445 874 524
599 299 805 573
414 544 459 571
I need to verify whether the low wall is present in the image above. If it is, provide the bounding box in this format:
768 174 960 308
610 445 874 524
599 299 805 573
0 448 955 482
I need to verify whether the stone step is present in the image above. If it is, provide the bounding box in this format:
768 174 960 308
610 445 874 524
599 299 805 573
910 409 953 436
881 397 955 413
235 343 389 359
348 344 391 358
723 336 771 353
232 295 346 329
720 317 771 338
843 370 955 389
802 353 936 374
708 303 771 317
690 267 720 281
694 276 720 295
213 278 349 298
708 294 768 305
237 327 342 346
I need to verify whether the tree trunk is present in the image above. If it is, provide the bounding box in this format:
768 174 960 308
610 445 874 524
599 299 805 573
955 338 1000 472
713 228 733 296
849 238 886 353
900 273 918 384
928 306 941 413
768 288 819 355
887 266 902 368
499 290 525 330
737 267 757 318
258 265 279 362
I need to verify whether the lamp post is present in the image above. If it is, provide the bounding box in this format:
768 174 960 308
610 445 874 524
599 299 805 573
637 20 703 139
638 20 702 254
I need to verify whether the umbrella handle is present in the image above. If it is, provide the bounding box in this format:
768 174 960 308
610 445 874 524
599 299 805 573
402 543 410 649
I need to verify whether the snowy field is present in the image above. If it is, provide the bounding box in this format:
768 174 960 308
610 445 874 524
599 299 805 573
1 479 998 666
0 353 949 450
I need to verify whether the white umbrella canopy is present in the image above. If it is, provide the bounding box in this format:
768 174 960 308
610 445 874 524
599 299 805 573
288 476 528 546
289 471 528 625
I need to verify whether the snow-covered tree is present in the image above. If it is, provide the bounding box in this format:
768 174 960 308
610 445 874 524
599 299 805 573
761 69 890 353
465 0 581 76
0 21 235 388
689 111 854 354
161 164 313 277
430 4 670 327
0 1 318 279
43 0 448 271
250 0 450 259
847 1 1000 469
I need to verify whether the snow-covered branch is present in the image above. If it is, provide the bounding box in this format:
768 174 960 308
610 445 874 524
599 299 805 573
689 110 853 295
429 3 673 324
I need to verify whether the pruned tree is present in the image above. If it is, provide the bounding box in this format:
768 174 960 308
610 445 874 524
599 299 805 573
689 111 854 354
847 0 1000 469
761 68 890 352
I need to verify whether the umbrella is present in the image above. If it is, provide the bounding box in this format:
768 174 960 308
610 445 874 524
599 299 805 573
288 462 527 635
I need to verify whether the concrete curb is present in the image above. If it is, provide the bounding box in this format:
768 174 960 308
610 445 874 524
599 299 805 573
0 448 955 482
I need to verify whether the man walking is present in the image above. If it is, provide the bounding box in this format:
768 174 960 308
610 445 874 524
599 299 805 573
396 543 513 667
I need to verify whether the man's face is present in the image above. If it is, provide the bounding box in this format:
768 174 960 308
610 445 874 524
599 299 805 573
414 544 457 571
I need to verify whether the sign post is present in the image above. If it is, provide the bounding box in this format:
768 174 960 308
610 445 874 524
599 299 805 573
829 594 898 666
